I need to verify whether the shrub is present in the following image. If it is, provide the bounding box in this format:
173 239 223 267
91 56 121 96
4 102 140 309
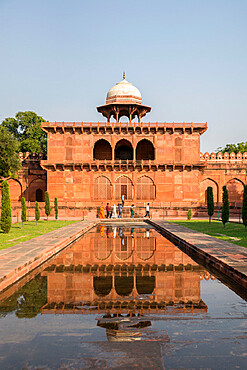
45 191 51 220
54 197 58 220
35 201 40 225
21 197 27 225
221 186 229 227
242 184 247 231
206 186 214 224
0 180 12 233
187 209 192 220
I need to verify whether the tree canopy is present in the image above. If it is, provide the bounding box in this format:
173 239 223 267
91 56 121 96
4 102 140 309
1 111 47 155
0 126 21 178
216 142 247 154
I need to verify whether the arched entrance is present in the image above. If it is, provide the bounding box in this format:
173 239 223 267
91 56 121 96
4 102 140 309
115 139 133 160
226 178 244 206
93 139 112 160
136 176 155 200
36 188 43 202
115 176 133 200
200 178 219 203
94 176 112 200
136 139 155 160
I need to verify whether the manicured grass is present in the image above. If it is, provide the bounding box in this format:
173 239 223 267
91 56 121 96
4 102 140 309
0 220 79 249
172 220 247 248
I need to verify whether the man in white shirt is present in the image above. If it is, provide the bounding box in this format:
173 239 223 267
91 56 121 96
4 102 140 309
144 203 151 218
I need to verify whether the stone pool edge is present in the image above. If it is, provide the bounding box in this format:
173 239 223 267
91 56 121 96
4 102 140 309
147 220 247 290
0 221 98 293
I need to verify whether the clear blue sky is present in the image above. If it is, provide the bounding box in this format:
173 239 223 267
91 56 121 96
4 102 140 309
0 0 246 153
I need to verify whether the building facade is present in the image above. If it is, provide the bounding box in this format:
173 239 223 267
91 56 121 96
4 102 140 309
3 76 247 218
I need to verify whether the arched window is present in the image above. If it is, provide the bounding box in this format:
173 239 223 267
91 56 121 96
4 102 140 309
136 176 155 200
66 136 73 146
115 139 133 160
136 139 155 160
93 139 112 160
136 276 155 295
115 176 133 200
94 176 112 200
94 277 112 297
115 276 134 296
36 188 43 202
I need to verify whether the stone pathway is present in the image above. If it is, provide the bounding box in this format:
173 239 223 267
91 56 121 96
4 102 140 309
147 220 247 289
0 220 97 292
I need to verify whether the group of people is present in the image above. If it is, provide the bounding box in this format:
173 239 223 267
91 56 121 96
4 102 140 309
99 195 151 219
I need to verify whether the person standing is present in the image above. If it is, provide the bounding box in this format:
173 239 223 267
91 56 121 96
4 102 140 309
130 204 134 218
112 204 117 218
121 194 125 207
106 203 110 218
144 203 151 218
118 203 123 218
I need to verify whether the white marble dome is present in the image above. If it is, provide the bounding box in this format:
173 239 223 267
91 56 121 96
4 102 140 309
106 77 142 104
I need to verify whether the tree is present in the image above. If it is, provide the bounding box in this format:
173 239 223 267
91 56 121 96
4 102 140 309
0 180 12 233
216 142 247 154
242 185 247 231
54 197 58 220
0 126 21 178
206 186 214 224
21 197 27 227
221 186 229 227
1 111 47 155
45 191 51 220
187 209 192 220
35 202 40 225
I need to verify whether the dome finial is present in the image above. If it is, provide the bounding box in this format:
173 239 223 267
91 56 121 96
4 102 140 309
123 71 125 80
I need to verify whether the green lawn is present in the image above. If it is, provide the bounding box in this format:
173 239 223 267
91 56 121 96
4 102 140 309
171 220 247 248
0 220 79 249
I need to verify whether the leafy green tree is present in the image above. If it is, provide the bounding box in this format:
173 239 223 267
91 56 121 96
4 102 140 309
35 201 40 225
216 142 247 154
0 180 12 233
21 197 27 226
54 197 58 220
187 209 192 220
242 185 247 231
0 126 21 178
45 191 51 220
221 186 229 227
1 111 47 154
206 186 214 224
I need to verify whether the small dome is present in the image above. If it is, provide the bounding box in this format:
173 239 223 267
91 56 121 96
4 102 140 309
106 77 142 104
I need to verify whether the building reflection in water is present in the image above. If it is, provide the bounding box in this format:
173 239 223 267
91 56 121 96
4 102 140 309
41 225 212 341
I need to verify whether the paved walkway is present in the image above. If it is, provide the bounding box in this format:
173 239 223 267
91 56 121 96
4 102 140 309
148 220 247 289
0 220 97 292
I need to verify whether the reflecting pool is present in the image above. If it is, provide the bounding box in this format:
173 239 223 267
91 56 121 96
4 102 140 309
0 225 246 369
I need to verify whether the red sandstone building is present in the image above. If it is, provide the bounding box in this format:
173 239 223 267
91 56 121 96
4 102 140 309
3 76 247 217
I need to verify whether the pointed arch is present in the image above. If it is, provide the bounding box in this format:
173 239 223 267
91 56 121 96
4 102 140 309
115 175 133 200
6 178 22 201
136 139 155 160
26 177 46 202
226 178 244 205
94 176 112 200
115 139 133 160
93 139 112 160
136 176 155 200
200 178 219 203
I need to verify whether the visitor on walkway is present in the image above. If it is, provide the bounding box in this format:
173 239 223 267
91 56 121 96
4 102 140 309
106 203 110 218
118 203 123 218
99 205 105 219
144 203 151 218
121 194 125 206
130 204 134 218
112 204 117 218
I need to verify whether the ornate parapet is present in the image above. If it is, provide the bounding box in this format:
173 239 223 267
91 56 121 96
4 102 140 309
41 121 207 135
200 151 247 162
